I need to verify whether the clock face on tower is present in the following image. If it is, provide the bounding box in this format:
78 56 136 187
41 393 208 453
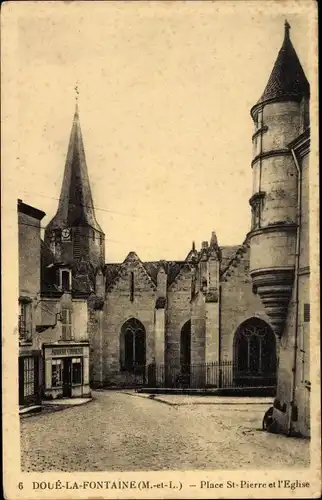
61 228 71 241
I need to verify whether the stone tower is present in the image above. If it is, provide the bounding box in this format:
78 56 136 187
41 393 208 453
44 103 105 293
248 21 310 336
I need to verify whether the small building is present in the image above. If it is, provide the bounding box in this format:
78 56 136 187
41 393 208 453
18 199 45 409
37 245 91 400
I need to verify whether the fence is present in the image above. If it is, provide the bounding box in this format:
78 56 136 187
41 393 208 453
146 361 276 389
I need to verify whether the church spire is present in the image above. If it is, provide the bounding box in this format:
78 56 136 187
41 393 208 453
46 102 103 233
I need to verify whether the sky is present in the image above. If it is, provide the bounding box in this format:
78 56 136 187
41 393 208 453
3 1 312 263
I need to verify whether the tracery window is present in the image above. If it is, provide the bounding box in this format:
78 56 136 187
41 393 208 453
120 318 146 372
235 319 276 376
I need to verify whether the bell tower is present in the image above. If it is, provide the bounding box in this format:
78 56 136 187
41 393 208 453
44 102 105 275
248 21 310 336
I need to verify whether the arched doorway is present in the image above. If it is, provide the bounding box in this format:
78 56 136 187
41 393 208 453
180 320 191 375
120 318 146 373
233 318 277 387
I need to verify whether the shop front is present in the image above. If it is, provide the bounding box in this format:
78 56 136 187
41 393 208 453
43 343 91 399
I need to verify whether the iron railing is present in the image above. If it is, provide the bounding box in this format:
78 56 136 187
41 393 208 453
146 361 276 389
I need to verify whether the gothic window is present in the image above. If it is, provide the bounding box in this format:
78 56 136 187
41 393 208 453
180 321 191 373
19 300 32 344
234 318 276 386
251 201 261 229
250 192 265 231
61 308 72 340
120 318 146 372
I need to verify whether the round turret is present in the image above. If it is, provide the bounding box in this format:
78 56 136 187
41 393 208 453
248 21 310 336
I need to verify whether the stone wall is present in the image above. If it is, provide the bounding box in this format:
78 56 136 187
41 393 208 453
166 265 192 369
19 211 42 298
273 150 310 437
102 259 157 386
191 291 206 364
220 247 272 361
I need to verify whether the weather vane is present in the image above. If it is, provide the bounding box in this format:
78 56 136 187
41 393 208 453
75 82 80 101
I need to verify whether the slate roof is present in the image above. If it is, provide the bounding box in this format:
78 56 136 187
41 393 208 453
46 105 103 233
104 244 245 291
105 260 185 290
253 21 309 114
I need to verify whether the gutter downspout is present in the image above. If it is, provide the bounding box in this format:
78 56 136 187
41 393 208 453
287 148 302 435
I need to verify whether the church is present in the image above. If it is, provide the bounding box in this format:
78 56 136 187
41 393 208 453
18 22 311 436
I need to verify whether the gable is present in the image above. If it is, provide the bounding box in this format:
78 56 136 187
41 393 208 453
105 253 157 293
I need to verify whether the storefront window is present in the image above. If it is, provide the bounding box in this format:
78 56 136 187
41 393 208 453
24 357 35 396
72 358 82 384
52 359 63 387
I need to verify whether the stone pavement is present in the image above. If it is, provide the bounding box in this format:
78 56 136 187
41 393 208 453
20 391 309 472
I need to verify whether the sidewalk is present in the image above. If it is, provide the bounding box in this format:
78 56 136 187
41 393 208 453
43 397 92 406
124 391 273 406
20 397 92 418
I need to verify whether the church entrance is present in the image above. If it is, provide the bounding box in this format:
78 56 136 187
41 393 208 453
233 318 277 387
120 318 146 385
179 320 191 387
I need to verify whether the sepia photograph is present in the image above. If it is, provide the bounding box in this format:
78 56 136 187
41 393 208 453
1 1 320 498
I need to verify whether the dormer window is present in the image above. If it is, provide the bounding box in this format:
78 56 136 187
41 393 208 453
59 269 72 292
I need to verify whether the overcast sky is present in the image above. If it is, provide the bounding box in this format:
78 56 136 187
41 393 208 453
4 1 311 262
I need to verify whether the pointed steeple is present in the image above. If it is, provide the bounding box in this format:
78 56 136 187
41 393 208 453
252 21 309 116
47 103 103 232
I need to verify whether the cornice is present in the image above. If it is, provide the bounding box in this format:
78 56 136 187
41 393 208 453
252 126 268 141
247 222 297 239
18 199 46 221
250 94 304 120
251 149 292 168
288 128 310 159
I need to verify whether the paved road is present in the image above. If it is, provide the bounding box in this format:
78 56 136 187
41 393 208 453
20 391 309 472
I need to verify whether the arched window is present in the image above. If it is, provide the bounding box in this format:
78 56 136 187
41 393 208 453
180 320 191 373
120 318 146 372
234 318 276 386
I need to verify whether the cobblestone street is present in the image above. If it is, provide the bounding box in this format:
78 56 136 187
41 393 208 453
20 391 309 472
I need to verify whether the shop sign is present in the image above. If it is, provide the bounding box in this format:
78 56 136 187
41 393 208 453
51 347 83 356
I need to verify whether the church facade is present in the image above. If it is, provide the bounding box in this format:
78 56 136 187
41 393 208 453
20 23 310 436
